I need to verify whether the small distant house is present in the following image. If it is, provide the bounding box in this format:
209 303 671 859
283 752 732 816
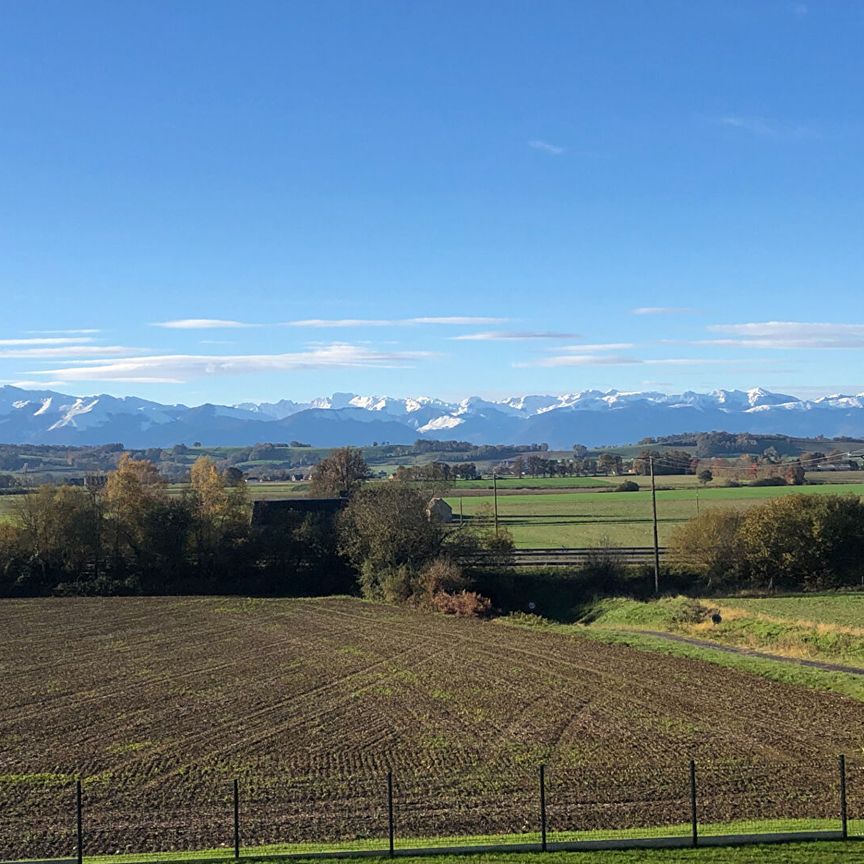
426 497 453 523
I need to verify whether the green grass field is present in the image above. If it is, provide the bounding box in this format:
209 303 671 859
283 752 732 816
722 594 864 630
446 484 864 547
80 825 862 864
451 477 614 490
272 844 864 864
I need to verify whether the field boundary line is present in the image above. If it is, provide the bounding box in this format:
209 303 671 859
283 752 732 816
622 628 864 676
3 831 853 864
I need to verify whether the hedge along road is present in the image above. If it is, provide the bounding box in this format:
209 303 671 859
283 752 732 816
445 483 864 548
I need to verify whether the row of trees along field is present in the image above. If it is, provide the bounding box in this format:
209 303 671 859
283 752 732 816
670 493 864 591
0 450 511 609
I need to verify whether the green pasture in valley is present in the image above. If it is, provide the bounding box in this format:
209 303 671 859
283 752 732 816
451 476 614 490
446 483 864 547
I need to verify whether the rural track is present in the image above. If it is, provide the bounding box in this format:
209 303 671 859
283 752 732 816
621 628 864 676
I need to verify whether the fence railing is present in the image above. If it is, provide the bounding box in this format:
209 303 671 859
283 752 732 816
1 757 859 863
489 547 670 567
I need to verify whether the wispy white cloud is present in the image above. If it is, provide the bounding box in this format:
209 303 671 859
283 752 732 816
287 319 392 328
515 341 641 367
151 319 259 329
411 316 507 325
518 352 761 369
0 345 145 359
555 342 636 352
286 317 508 328
710 115 815 139
631 307 700 316
644 358 750 366
31 344 435 383
25 328 102 336
516 354 641 368
0 337 95 346
528 139 564 156
9 380 67 389
703 321 864 349
451 331 579 342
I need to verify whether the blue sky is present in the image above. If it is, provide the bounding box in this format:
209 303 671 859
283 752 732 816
2 0 864 405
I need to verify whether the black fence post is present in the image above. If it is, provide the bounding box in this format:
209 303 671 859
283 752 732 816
76 778 83 864
233 779 240 859
539 765 547 852
387 770 395 858
840 755 848 840
689 760 698 848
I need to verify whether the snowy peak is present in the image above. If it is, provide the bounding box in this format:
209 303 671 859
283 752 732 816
2 384 864 448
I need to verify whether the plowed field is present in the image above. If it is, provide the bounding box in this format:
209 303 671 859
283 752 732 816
2 597 863 859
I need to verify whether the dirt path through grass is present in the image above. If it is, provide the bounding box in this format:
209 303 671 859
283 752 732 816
628 628 864 676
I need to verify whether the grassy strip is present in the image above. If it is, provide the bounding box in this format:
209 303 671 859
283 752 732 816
583 595 864 666
77 820 852 864
262 842 864 863
720 594 864 632
581 628 864 702
496 613 864 702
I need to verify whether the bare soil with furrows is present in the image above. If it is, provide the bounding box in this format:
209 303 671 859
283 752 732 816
2 596 863 858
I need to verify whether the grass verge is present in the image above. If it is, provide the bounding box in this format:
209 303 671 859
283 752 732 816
75 820 855 864
497 613 864 702
580 595 864 667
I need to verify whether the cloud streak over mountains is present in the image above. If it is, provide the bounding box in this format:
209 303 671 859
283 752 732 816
451 331 579 341
286 317 508 328
631 307 701 316
703 321 864 349
0 337 96 346
152 319 259 329
31 344 435 384
3 319 864 391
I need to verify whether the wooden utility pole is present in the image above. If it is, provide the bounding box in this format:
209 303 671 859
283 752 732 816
650 455 660 594
492 472 499 536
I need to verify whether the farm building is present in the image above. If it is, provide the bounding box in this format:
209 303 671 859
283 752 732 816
426 497 453 523
251 498 347 528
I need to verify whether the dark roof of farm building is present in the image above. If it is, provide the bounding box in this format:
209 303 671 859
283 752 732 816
251 498 347 527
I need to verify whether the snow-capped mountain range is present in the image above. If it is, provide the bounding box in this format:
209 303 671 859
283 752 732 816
3 385 864 449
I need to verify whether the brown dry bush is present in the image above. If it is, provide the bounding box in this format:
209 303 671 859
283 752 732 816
417 557 470 597
429 589 492 617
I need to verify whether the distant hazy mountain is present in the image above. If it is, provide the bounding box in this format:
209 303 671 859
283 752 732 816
3 385 864 448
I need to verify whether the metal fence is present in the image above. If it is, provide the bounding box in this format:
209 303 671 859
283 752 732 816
1 757 860 863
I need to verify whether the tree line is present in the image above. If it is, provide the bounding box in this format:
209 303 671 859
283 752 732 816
0 449 512 612
670 493 864 592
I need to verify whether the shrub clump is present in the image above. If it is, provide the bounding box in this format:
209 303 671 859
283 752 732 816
671 493 864 592
671 599 714 625
430 590 492 617
750 476 787 487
